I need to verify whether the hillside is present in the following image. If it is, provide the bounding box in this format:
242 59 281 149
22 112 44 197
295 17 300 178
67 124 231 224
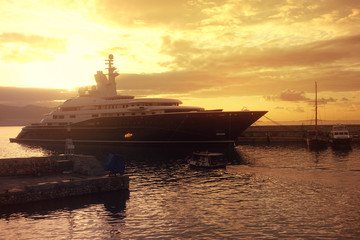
0 104 52 126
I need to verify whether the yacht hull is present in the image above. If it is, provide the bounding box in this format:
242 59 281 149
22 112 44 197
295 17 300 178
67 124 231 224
10 111 266 145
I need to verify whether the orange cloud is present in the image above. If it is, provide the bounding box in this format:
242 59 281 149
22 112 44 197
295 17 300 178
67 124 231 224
159 34 360 70
116 71 216 96
264 90 310 102
85 0 223 28
0 33 67 63
78 0 360 30
153 34 360 93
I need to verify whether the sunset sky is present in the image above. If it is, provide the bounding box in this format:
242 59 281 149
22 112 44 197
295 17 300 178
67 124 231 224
0 0 360 123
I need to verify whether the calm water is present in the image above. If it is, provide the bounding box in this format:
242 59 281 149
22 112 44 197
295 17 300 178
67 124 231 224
1 126 360 239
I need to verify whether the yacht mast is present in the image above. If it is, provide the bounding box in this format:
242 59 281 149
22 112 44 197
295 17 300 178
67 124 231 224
315 81 318 136
106 54 118 84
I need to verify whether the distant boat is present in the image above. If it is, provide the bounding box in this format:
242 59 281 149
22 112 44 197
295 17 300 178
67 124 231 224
187 151 227 169
305 82 328 149
329 124 352 147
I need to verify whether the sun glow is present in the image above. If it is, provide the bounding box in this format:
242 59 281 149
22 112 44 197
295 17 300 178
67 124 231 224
0 0 359 121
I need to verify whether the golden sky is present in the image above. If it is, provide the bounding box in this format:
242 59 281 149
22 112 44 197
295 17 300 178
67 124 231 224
0 0 360 122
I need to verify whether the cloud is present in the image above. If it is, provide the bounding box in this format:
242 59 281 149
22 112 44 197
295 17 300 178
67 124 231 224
151 33 360 97
264 89 340 106
280 89 310 102
84 0 226 28
286 106 305 113
78 0 360 30
0 32 67 63
264 89 310 102
98 47 129 56
159 33 360 72
116 71 215 96
317 97 337 105
0 87 75 106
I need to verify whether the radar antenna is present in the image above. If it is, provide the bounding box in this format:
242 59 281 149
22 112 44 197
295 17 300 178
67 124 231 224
105 54 119 83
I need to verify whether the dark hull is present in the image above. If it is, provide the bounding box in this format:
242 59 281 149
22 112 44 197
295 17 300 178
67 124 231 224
306 137 328 150
329 138 352 145
10 111 266 145
329 138 352 150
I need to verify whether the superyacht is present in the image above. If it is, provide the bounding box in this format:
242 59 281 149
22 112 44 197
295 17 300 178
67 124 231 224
10 54 267 145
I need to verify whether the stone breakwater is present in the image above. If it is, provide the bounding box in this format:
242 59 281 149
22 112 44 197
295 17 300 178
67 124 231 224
238 124 360 143
0 154 106 177
0 155 129 206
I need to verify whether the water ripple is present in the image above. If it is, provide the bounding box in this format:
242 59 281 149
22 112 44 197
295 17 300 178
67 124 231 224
1 127 360 239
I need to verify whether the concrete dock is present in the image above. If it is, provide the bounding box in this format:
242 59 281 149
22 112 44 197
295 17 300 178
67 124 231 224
0 155 129 206
237 124 360 143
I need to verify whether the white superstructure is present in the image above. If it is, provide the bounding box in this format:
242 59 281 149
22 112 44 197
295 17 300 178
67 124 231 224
329 125 352 141
40 54 205 126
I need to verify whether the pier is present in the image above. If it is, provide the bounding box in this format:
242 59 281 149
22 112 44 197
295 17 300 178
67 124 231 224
237 124 360 143
0 155 129 206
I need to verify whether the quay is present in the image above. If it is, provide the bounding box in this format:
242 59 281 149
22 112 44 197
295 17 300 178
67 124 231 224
0 155 129 206
237 124 360 143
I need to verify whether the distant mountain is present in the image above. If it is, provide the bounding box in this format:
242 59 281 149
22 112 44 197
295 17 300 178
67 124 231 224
0 104 52 126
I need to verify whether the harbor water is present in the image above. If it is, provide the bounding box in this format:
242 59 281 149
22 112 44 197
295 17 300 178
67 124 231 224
1 126 360 239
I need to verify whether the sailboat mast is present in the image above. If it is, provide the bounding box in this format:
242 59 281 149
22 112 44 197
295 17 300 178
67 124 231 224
315 81 318 135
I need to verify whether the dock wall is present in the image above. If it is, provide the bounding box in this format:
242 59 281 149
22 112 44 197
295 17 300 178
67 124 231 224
238 124 360 143
0 154 106 176
0 176 129 206
0 155 129 206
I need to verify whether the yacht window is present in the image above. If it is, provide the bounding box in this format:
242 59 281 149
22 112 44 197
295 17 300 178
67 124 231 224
53 116 58 119
70 115 76 118
62 107 78 111
92 114 99 117
58 115 64 119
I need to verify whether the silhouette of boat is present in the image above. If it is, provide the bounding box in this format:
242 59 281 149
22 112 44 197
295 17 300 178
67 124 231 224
187 151 227 169
305 82 327 149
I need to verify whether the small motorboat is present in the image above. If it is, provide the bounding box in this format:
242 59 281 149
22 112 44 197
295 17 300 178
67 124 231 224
329 124 352 147
187 151 227 169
